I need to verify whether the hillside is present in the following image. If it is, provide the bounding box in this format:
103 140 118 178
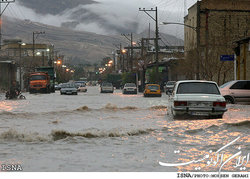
2 17 183 64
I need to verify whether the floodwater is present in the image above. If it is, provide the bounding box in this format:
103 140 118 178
0 86 249 172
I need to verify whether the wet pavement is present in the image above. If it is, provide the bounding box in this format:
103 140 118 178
0 86 249 172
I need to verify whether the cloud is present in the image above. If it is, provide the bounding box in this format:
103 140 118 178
5 0 197 39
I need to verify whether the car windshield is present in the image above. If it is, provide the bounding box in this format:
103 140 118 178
177 82 220 94
166 81 176 85
147 85 159 90
125 83 136 87
220 81 234 88
61 83 74 88
30 75 46 81
102 83 112 87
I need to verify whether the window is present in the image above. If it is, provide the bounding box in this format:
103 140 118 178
166 81 176 85
125 83 136 87
148 85 159 90
246 81 250 90
30 75 46 81
177 82 220 94
220 81 234 88
61 83 74 88
102 83 112 87
230 81 248 90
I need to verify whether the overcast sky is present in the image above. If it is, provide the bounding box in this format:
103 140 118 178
4 0 197 39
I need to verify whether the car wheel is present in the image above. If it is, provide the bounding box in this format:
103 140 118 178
171 109 178 120
224 96 234 104
216 114 223 119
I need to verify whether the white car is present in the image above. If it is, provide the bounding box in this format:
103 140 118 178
60 83 78 95
220 80 250 104
100 82 114 93
78 84 87 92
122 83 137 94
169 80 227 119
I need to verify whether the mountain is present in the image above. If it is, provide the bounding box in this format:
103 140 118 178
2 17 125 64
2 17 183 64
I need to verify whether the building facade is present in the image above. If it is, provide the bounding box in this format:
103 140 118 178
184 0 250 83
0 39 54 90
235 37 250 80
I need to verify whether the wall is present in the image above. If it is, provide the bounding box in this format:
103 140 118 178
0 61 16 90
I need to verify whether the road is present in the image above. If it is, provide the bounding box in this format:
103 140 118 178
0 86 249 172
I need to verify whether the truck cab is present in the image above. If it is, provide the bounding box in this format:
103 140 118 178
29 72 50 93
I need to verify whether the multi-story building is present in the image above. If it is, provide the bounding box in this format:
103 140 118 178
0 39 54 90
184 0 250 83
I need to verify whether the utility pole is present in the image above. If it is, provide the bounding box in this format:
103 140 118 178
130 33 133 71
121 33 134 72
205 10 209 80
119 43 122 72
0 0 15 48
139 7 160 83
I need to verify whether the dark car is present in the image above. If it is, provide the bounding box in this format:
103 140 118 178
165 81 176 94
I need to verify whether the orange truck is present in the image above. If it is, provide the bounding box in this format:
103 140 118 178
29 72 50 93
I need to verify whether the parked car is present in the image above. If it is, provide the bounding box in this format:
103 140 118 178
100 82 114 93
169 80 227 119
122 83 137 94
220 80 250 104
78 84 87 92
144 84 162 97
60 83 78 95
55 83 62 90
165 81 176 94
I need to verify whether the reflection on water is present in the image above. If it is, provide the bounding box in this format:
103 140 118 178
157 105 250 172
0 101 15 111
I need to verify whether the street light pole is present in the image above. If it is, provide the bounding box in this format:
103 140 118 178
161 22 199 79
161 22 197 31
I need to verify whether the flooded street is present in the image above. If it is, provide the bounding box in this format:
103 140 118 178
0 86 249 172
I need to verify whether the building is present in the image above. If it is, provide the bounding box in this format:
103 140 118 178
0 61 16 91
184 0 250 83
1 39 54 68
145 46 185 83
0 39 54 90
